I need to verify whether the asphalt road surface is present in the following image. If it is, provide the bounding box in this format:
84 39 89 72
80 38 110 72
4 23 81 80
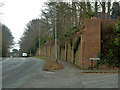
2 57 118 88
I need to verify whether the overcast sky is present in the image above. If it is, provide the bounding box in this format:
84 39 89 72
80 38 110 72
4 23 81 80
0 0 46 50
0 0 119 50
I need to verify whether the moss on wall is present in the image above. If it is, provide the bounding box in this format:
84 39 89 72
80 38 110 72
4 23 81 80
60 48 65 61
50 45 55 58
67 43 73 63
75 43 81 68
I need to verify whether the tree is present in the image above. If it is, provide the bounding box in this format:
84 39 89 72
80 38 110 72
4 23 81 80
20 0 117 57
19 17 51 56
2 24 14 57
99 0 106 13
11 49 19 57
114 21 120 47
111 2 120 18
95 0 98 13
0 23 2 57
107 0 111 15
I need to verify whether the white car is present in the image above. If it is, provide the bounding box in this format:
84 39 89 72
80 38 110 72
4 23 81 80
22 53 27 57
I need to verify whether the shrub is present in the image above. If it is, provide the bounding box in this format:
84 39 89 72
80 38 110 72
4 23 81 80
101 21 120 67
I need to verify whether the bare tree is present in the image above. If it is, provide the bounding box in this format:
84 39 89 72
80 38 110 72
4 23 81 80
2 24 14 57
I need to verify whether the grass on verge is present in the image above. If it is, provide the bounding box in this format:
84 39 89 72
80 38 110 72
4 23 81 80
34 56 64 71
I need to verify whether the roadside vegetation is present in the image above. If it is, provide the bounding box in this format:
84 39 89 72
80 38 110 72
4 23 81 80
1 24 14 57
0 2 14 57
19 1 120 68
100 21 120 67
34 56 63 71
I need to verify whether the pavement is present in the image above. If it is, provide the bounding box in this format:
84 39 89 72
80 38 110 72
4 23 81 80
2 57 119 88
57 59 119 73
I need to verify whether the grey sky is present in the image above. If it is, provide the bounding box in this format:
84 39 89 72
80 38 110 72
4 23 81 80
1 0 46 50
0 0 119 50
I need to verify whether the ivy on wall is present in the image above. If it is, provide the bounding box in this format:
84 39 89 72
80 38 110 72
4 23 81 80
101 21 120 67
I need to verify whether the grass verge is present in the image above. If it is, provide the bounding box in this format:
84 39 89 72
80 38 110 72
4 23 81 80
34 56 64 71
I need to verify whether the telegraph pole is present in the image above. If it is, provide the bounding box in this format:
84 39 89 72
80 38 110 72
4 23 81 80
55 2 57 62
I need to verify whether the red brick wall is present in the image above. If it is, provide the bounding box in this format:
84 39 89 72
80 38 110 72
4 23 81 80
36 19 116 69
81 19 101 68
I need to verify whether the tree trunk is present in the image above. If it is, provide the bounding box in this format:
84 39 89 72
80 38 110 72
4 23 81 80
95 0 98 13
102 1 106 13
49 45 51 57
107 1 111 15
72 2 75 25
74 3 77 25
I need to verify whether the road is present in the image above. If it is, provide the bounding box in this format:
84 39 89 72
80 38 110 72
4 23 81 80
2 57 118 88
2 57 45 88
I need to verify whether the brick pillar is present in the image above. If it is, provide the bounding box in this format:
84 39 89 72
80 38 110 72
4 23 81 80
41 48 42 56
80 31 86 68
44 46 45 56
45 46 47 56
65 41 68 61
58 44 61 59
49 45 51 57
72 41 75 64
81 19 101 69
80 34 83 68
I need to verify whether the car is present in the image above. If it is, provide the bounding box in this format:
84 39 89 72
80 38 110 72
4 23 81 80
22 53 27 58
